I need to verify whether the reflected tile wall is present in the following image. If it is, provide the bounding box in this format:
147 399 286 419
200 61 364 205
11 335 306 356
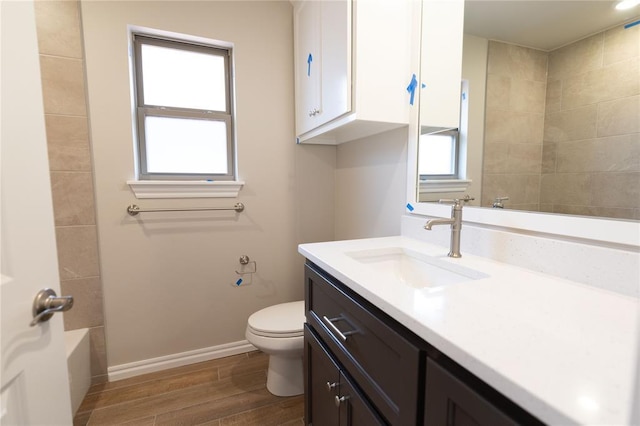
541 22 640 218
482 41 546 210
34 0 107 383
483 23 640 220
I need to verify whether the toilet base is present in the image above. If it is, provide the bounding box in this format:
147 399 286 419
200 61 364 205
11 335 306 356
266 354 303 397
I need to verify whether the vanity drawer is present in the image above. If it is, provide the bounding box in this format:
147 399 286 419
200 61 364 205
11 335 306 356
305 262 424 425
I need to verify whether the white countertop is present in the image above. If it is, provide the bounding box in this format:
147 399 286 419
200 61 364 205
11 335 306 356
298 236 639 426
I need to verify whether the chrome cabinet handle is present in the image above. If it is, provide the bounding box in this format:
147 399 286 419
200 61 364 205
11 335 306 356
30 288 74 327
335 395 350 407
326 381 338 391
322 315 357 342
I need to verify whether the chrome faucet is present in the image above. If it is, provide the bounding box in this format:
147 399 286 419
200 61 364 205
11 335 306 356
492 196 509 209
424 196 474 258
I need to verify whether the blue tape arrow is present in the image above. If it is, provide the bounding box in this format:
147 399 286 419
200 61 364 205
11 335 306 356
307 53 313 76
407 74 418 105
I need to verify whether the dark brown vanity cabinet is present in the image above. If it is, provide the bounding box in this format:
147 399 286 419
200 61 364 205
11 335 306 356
305 325 385 425
303 261 544 426
425 358 519 426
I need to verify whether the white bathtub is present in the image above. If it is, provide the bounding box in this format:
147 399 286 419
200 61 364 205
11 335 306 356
64 329 91 415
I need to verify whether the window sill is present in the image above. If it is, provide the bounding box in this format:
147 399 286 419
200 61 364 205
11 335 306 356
419 179 471 194
127 180 244 199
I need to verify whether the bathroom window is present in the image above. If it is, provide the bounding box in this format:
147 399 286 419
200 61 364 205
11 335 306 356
418 80 471 196
131 34 235 181
418 129 459 179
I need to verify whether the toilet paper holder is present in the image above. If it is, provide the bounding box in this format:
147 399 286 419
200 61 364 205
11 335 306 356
235 255 257 275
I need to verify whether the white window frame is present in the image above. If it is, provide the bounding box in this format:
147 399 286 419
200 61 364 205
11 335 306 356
132 33 235 181
127 29 244 198
419 80 471 194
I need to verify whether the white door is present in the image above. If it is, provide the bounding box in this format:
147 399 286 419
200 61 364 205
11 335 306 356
0 1 74 424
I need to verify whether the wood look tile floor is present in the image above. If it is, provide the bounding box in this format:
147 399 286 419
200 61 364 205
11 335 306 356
74 351 304 426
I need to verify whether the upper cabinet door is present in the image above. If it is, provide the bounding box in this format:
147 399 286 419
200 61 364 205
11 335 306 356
294 0 321 135
294 0 351 136
419 0 465 132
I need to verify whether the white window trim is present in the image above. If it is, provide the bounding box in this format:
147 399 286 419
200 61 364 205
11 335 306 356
419 178 472 194
127 180 244 199
126 26 243 200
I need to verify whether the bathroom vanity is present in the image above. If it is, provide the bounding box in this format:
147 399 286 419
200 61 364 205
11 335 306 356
300 236 639 425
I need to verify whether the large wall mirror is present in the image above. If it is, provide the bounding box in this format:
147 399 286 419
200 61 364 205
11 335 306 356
408 0 639 245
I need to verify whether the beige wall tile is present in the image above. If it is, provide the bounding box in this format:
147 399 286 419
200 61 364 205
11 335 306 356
561 58 639 110
485 109 544 144
591 172 640 208
51 172 96 226
556 134 640 173
60 277 104 329
90 326 108 376
545 79 562 113
597 95 640 137
543 105 597 142
508 203 540 212
552 204 637 220
482 174 540 205
548 33 603 80
510 79 546 113
39 55 87 116
542 143 557 173
604 23 640 66
56 226 100 280
482 143 508 173
45 115 92 171
540 173 591 205
34 0 83 59
485 74 510 110
487 41 547 82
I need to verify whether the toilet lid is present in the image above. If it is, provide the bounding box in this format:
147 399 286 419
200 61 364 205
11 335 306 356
248 300 305 336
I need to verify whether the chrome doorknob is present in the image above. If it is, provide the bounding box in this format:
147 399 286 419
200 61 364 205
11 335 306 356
30 288 74 327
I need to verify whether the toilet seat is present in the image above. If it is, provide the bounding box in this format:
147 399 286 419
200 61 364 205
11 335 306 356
247 301 304 338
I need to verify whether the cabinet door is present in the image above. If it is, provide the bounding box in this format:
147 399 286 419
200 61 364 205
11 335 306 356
305 325 340 426
337 370 386 426
294 0 321 136
318 0 351 128
294 0 351 137
424 359 518 426
419 0 464 131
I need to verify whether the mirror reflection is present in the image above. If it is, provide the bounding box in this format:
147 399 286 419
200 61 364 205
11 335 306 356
417 1 639 221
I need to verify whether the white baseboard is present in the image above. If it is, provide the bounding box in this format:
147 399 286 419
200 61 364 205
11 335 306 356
107 340 257 382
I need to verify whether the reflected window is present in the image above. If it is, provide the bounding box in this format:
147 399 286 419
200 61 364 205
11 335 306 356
132 33 235 180
419 129 459 179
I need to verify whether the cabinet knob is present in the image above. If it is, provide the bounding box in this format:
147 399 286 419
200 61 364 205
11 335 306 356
326 381 338 392
308 108 321 117
335 395 350 407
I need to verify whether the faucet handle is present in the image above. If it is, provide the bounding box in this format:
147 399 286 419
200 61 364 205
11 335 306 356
438 195 475 206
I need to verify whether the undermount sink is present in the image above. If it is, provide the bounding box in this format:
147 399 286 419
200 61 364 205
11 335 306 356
346 247 489 289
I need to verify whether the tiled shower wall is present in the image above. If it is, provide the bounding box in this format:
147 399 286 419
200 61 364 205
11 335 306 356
34 1 107 383
482 41 547 210
541 24 639 219
483 23 639 219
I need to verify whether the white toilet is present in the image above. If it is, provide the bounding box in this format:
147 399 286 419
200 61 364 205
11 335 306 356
245 300 305 396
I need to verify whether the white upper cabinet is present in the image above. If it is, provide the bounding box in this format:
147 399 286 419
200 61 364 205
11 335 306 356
419 0 465 133
293 0 416 145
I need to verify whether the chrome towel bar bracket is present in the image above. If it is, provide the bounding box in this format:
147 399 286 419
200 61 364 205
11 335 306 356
127 202 245 216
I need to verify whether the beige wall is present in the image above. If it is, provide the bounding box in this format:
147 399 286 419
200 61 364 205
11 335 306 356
34 0 107 383
335 128 407 240
81 1 335 368
541 24 639 219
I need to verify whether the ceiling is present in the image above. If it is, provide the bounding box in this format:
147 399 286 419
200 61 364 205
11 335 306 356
464 1 640 51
